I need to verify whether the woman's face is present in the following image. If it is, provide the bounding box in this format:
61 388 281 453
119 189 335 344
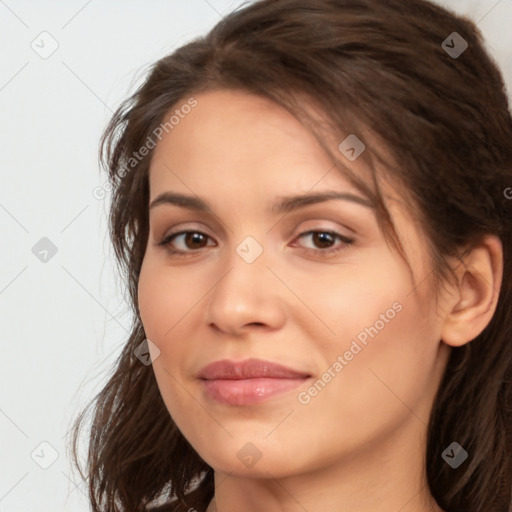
138 88 451 478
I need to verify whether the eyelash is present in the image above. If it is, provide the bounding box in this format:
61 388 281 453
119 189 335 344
157 229 355 258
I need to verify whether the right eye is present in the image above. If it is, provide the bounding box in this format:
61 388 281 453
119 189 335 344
157 230 216 257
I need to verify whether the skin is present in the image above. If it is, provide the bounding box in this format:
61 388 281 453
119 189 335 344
137 88 503 512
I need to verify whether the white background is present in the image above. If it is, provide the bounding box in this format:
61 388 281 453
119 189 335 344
0 1 511 510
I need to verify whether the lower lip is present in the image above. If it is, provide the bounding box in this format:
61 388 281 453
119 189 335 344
201 377 309 405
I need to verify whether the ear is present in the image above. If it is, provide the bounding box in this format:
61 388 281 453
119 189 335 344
440 235 503 347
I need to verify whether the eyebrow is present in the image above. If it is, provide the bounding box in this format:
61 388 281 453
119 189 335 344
149 190 374 214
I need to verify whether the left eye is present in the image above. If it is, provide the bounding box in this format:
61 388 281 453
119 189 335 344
157 229 354 257
291 230 354 255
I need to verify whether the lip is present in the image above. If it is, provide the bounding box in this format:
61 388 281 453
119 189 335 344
198 358 311 405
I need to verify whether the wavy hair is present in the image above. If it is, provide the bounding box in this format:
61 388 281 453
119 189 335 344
71 0 512 511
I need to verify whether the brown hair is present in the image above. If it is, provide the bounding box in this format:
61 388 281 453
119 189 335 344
71 0 512 511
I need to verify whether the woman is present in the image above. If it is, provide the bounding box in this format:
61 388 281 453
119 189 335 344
71 0 512 511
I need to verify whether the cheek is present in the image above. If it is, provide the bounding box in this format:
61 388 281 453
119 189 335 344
293 249 412 349
137 258 193 341
303 283 441 438
137 258 206 407
297 250 441 420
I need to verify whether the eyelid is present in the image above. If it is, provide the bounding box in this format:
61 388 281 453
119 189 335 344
158 221 215 240
289 217 356 237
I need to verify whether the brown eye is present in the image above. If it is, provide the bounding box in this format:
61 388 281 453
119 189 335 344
182 232 208 249
158 231 214 255
291 230 354 257
311 232 336 248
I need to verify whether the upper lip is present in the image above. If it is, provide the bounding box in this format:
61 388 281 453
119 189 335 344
198 358 311 380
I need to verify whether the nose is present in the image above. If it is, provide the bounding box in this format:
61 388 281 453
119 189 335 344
205 245 286 337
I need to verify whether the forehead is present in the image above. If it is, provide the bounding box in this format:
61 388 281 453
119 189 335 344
148 88 369 197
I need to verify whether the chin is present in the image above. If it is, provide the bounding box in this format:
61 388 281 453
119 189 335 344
192 435 308 478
